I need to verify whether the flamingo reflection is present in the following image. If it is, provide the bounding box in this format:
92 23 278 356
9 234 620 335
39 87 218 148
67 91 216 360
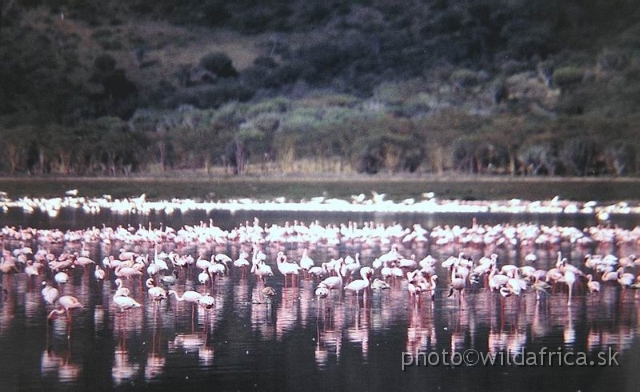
112 337 141 385
251 285 275 339
314 297 345 367
41 347 81 382
406 301 436 354
346 305 370 361
145 312 165 382
276 287 299 340
168 330 214 365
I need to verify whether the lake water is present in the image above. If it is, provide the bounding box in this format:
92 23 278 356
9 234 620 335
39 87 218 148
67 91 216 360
1 206 639 391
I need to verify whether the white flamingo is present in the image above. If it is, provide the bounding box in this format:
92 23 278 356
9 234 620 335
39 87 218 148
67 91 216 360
94 265 105 281
114 278 130 297
54 271 69 285
317 262 343 293
169 289 203 321
47 295 83 327
198 270 210 285
146 278 167 307
276 252 300 287
560 270 576 306
252 260 273 282
448 265 466 305
198 293 215 310
344 267 371 301
233 251 250 277
113 293 142 313
299 249 315 279
586 274 600 295
41 281 60 305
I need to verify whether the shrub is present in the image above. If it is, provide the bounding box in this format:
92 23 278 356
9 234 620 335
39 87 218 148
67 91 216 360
199 52 238 78
450 69 479 88
552 67 584 88
94 53 116 74
192 81 253 108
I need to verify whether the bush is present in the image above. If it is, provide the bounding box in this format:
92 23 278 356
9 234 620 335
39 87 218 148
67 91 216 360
450 69 479 88
94 53 116 74
552 67 584 88
199 52 238 78
604 141 636 175
170 81 253 109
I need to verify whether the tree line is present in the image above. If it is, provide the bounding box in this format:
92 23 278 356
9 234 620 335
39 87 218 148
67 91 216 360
1 100 637 177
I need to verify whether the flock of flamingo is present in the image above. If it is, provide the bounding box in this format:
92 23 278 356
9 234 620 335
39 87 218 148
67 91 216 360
0 208 638 333
0 190 638 384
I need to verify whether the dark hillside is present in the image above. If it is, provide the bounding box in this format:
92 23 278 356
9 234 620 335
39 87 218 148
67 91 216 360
0 0 639 177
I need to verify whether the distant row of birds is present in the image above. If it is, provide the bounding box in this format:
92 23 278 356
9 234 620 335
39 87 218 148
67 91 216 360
2 216 639 255
3 191 639 218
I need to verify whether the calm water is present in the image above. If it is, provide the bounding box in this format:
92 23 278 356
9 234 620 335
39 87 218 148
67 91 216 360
1 208 640 391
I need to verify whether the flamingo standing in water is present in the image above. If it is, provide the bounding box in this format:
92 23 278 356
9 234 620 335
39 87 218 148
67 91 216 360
371 278 391 291
447 265 466 306
114 278 130 298
169 290 203 322
560 269 576 306
586 274 601 295
47 295 83 336
317 262 344 294
618 268 635 301
299 249 315 279
160 270 179 288
41 281 60 305
112 291 142 333
252 260 273 282
94 265 106 281
276 252 300 287
233 251 251 277
198 270 210 286
315 285 330 299
198 293 215 310
261 286 276 305
146 278 167 309
250 245 272 282
344 267 371 303
54 271 69 285
113 293 142 313
531 276 551 302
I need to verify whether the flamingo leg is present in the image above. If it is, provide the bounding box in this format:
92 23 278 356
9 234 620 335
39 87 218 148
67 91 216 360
66 310 72 338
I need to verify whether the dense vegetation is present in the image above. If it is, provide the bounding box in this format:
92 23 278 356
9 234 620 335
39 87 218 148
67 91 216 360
1 0 639 177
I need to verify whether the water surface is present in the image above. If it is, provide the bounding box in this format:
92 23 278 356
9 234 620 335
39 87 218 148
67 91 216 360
0 209 639 391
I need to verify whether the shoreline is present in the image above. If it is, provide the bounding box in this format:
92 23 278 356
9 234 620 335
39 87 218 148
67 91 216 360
1 174 639 204
1 173 640 183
